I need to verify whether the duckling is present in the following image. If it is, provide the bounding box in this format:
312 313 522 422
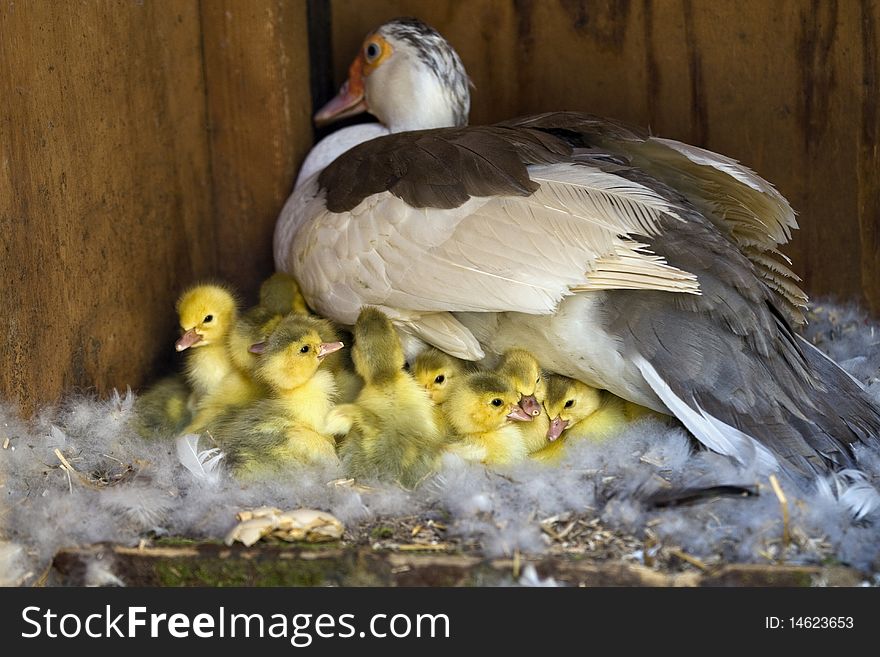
411 348 466 431
411 348 465 404
497 348 545 417
175 284 263 433
175 284 239 396
443 371 532 466
259 271 309 315
210 314 344 476
496 349 549 453
226 272 310 377
531 374 629 463
133 374 191 438
335 308 444 488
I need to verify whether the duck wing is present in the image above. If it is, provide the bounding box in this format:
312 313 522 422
503 112 808 325
292 125 699 357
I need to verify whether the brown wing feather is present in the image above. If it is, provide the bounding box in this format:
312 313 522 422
319 125 571 212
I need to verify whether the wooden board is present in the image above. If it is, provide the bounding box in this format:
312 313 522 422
50 542 859 587
0 1 313 412
330 0 880 314
199 0 314 300
0 1 215 412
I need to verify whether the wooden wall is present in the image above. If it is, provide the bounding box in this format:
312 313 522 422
0 1 312 413
2 0 878 411
331 0 880 314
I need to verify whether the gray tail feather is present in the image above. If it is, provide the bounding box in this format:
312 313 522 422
796 337 880 470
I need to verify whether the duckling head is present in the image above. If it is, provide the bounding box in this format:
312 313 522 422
497 348 545 417
175 284 238 352
445 372 532 435
253 315 344 392
350 307 406 385
412 348 463 404
260 272 309 316
543 374 603 441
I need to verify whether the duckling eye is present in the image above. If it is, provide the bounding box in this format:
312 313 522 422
203 314 213 323
434 374 445 384
365 41 381 62
300 345 310 354
491 398 503 407
564 399 575 408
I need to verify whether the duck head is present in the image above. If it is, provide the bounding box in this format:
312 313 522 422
445 371 532 435
315 17 471 132
412 348 464 404
175 284 238 352
543 374 603 441
252 315 344 391
497 349 546 418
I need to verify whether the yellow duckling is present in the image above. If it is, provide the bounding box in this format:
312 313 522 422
496 348 549 453
411 348 466 430
443 371 533 466
497 348 545 417
531 374 628 463
133 374 192 438
259 271 309 316
175 284 263 433
211 314 344 476
226 272 310 376
334 308 444 488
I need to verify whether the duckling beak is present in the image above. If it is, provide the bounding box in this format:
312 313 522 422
248 341 266 355
317 341 345 359
315 57 367 126
175 328 202 352
507 405 533 422
519 394 542 417
547 417 569 442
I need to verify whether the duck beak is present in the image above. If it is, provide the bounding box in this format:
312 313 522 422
547 417 569 442
317 341 345 359
314 57 367 126
248 341 266 355
175 328 202 352
507 405 533 422
519 394 542 417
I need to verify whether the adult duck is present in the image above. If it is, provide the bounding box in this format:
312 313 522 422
275 18 880 512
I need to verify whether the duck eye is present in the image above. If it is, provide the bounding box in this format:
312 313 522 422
564 399 575 408
491 398 503 407
365 41 381 62
300 345 310 354
434 374 445 384
203 314 213 323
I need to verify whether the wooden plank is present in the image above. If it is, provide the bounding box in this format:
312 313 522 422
199 0 314 301
330 0 880 314
50 542 859 586
0 1 215 412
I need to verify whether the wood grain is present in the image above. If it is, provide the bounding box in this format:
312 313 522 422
199 0 313 302
0 1 215 412
0 1 313 412
330 0 880 314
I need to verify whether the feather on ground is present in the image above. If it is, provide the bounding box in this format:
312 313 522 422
1 301 878 584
